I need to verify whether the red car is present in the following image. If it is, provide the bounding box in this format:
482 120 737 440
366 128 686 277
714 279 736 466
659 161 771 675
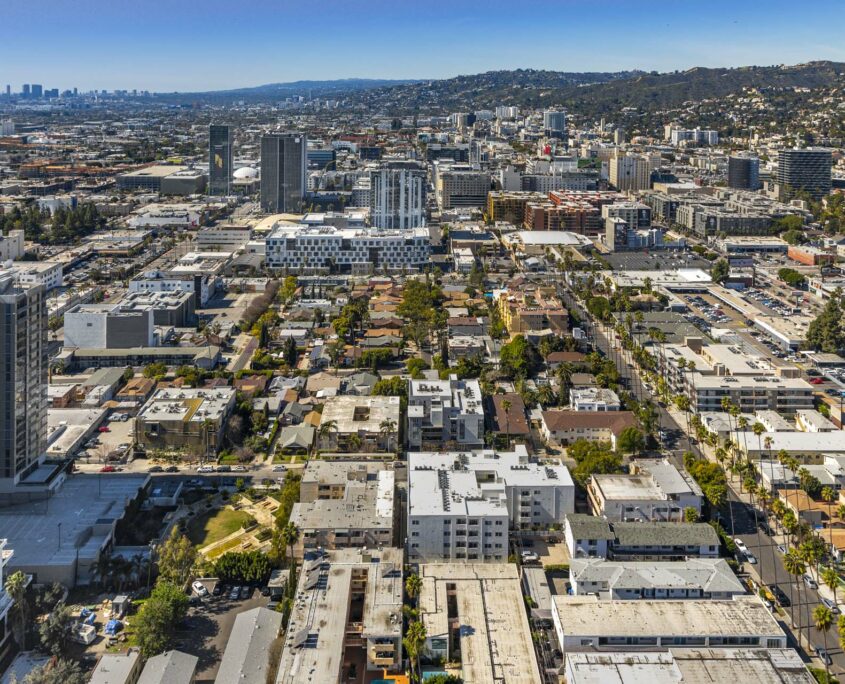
100 465 116 473
809 377 825 385
98 426 111 432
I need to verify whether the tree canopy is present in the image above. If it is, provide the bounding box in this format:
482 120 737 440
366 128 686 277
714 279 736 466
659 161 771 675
807 289 845 353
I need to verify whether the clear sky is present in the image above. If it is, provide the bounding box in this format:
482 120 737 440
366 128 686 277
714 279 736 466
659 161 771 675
3 0 845 92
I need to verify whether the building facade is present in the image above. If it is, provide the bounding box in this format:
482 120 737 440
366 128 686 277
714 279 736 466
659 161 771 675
260 132 306 213
369 161 426 230
208 124 233 196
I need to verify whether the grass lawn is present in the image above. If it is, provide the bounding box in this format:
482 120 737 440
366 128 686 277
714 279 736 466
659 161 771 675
185 508 253 548
205 537 244 559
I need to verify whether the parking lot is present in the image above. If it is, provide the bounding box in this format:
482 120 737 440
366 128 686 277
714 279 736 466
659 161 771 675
75 415 136 472
177 580 272 682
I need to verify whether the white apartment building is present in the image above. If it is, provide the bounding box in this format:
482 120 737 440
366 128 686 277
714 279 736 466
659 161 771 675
609 153 659 192
407 374 484 449
552 595 786 656
11 261 63 291
265 221 429 274
569 387 621 412
433 162 490 209
588 459 703 522
0 230 24 261
569 557 745 600
196 224 252 251
407 446 575 562
129 269 217 307
369 162 426 230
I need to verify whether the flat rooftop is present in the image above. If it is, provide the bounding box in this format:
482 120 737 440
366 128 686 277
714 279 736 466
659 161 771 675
419 563 542 684
564 648 813 684
552 595 784 639
138 387 234 423
318 394 401 433
276 548 403 684
1 473 149 571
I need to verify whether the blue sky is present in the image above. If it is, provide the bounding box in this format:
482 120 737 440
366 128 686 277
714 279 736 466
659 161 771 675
3 0 845 92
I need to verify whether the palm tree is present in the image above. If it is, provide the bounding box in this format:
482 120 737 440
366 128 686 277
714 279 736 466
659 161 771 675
317 419 338 450
280 521 299 567
501 399 512 448
823 565 840 607
555 362 574 405
379 419 397 453
815 604 834 682
4 570 28 649
405 573 422 603
403 620 427 683
784 549 806 634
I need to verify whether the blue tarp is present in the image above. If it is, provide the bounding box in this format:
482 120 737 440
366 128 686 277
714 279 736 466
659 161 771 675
104 619 122 635
83 612 97 625
80 608 93 619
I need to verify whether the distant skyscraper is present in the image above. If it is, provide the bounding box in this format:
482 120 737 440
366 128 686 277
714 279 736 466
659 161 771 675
31 84 42 98
4 85 9 98
610 153 658 192
728 154 761 191
21 84 30 97
260 133 306 213
208 124 234 196
543 110 567 139
369 161 427 230
777 148 832 202
0 272 47 487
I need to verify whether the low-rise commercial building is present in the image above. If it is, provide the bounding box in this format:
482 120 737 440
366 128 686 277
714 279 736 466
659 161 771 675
407 446 574 561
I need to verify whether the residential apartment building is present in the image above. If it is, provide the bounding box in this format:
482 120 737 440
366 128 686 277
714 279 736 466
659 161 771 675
569 387 621 412
433 163 490 209
134 387 236 455
407 446 574 561
0 273 48 488
265 220 430 274
290 461 396 558
317 395 400 453
407 374 484 449
540 411 638 450
777 147 832 201
276 548 404 682
551 595 787 657
588 459 703 522
609 153 659 192
563 514 720 561
494 286 568 336
369 161 426 230
569 557 744 599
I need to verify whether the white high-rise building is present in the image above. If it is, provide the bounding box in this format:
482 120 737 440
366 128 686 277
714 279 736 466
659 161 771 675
369 161 426 230
544 110 567 139
609 153 658 192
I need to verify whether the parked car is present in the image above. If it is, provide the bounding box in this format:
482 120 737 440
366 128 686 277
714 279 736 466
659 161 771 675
520 551 540 564
733 538 749 554
231 465 246 472
165 466 180 473
98 426 111 432
148 466 163 473
212 583 224 596
744 552 758 565
809 377 825 385
100 465 116 473
815 646 833 666
821 597 840 614
197 465 215 473
771 585 790 607
192 581 209 597
804 574 819 590
272 465 287 472
229 586 241 600
217 465 232 473
240 585 252 600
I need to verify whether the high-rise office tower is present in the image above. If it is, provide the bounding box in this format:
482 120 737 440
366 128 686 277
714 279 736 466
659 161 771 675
728 154 761 190
31 84 42 98
609 153 658 192
777 148 832 202
543 110 567 139
21 84 30 97
260 133 307 213
369 161 427 230
208 124 234 196
0 273 47 487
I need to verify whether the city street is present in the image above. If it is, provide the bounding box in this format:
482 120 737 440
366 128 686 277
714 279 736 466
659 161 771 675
557 277 839 676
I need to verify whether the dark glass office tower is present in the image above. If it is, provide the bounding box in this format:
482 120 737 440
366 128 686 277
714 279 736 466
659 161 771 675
208 124 233 196
777 148 832 201
0 273 47 487
260 133 306 213
728 154 760 190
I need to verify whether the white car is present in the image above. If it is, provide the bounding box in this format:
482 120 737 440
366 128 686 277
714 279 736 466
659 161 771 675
196 465 215 473
192 581 208 597
231 465 246 472
521 550 540 563
733 538 749 554
272 465 287 472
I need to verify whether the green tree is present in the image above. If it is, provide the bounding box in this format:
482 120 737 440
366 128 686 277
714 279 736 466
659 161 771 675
38 602 76 656
20 658 86 684
156 527 197 589
5 570 29 649
499 335 540 380
617 427 645 456
807 289 845 353
142 361 167 379
816 604 835 682
135 581 189 658
710 258 730 284
405 573 422 602
404 620 427 683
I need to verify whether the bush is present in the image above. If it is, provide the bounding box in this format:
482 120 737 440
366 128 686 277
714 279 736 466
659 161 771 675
214 550 272 583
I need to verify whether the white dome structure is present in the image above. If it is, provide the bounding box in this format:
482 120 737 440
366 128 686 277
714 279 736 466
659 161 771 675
233 166 258 179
